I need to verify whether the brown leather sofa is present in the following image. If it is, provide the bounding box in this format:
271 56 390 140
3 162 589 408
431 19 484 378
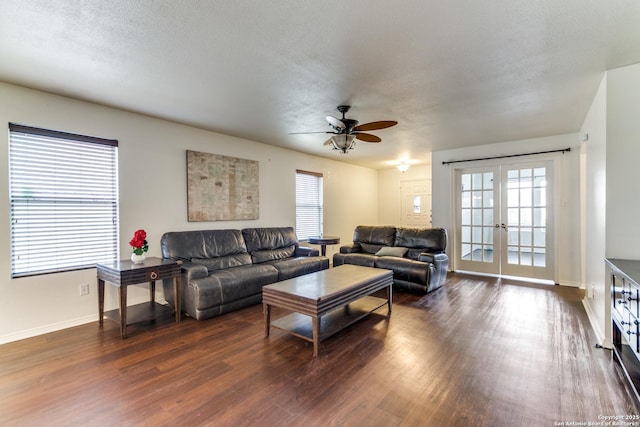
333 225 448 293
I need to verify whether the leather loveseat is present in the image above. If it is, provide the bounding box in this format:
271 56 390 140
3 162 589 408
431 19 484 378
333 225 448 293
161 227 329 320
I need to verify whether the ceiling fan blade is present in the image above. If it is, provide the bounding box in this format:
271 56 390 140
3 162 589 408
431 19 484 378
354 133 381 143
353 121 398 132
326 115 346 130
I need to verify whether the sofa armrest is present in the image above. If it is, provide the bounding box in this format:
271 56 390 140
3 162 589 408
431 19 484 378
418 252 448 264
339 243 362 254
295 246 320 257
181 262 209 281
418 252 449 292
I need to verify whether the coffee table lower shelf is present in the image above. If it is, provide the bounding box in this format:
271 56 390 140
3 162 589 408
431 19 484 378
270 295 388 343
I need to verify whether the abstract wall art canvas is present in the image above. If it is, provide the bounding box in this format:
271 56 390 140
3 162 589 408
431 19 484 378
186 150 259 221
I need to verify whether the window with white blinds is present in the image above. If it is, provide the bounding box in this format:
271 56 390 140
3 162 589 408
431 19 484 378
295 169 323 241
8 124 119 278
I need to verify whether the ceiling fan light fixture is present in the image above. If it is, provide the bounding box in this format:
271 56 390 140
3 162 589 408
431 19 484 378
330 134 356 153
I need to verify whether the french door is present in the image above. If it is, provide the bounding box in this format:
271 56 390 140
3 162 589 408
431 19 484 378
455 161 554 281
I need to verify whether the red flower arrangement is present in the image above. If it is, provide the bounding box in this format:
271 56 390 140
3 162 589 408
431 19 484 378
129 229 149 255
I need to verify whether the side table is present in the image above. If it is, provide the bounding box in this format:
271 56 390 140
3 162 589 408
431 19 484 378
97 257 182 338
307 236 341 256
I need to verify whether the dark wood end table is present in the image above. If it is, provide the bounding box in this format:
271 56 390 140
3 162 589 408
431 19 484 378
307 236 340 256
97 257 182 338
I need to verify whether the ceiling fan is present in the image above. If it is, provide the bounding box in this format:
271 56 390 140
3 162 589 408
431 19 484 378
290 105 398 153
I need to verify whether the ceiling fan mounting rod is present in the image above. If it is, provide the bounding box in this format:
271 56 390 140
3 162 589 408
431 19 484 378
336 105 351 117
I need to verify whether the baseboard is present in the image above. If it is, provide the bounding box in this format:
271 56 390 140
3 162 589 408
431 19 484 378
0 314 97 345
0 297 170 345
582 297 610 349
557 280 582 288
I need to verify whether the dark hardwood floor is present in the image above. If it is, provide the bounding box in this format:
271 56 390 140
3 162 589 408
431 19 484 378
1 273 638 426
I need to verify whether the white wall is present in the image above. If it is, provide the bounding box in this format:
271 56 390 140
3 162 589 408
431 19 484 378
580 74 608 346
378 164 432 225
432 134 582 287
606 63 640 259
0 82 378 343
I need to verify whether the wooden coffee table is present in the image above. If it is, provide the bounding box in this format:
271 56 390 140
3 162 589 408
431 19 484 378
262 264 393 357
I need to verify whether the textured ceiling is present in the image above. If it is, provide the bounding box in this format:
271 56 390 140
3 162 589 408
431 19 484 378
1 1 640 169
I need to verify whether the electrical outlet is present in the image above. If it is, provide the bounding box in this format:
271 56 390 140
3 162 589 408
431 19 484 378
588 284 595 299
79 283 90 296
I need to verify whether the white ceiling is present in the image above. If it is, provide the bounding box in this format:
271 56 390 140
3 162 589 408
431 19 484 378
1 1 640 169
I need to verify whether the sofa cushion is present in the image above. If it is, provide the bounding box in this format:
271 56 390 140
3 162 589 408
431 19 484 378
361 243 384 254
251 246 296 264
375 246 408 258
191 253 252 272
374 257 428 285
187 264 278 310
161 229 248 260
353 225 396 247
395 227 447 252
270 256 330 281
332 253 377 268
242 227 299 263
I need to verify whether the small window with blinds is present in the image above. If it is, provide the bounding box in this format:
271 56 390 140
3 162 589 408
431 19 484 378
295 169 323 241
8 123 119 278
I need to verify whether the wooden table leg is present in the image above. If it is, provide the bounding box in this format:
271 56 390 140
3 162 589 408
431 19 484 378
119 286 127 339
174 276 181 322
312 315 320 357
264 303 271 337
98 279 105 325
387 284 393 314
149 280 155 303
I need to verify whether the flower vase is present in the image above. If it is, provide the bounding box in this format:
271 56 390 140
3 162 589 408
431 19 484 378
131 252 146 264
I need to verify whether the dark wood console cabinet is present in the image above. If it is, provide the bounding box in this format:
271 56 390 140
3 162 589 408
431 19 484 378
606 258 640 402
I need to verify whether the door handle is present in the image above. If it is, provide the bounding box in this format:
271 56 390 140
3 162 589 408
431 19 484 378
495 223 508 231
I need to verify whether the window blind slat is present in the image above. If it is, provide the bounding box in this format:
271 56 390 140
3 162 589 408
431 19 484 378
295 171 323 240
9 124 120 278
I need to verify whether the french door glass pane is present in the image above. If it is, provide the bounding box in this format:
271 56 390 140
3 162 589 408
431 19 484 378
484 246 494 262
507 246 519 264
462 192 471 208
520 188 532 206
508 189 518 206
534 208 546 226
483 173 493 189
472 244 483 261
534 188 546 206
472 173 483 190
462 209 471 225
472 209 482 225
534 248 546 267
462 226 471 242
508 208 519 226
483 208 493 226
483 228 493 244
